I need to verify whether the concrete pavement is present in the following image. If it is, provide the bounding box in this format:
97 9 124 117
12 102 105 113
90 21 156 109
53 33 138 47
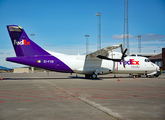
0 72 165 120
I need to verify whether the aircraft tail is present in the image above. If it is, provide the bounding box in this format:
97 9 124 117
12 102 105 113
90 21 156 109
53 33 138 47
7 25 50 57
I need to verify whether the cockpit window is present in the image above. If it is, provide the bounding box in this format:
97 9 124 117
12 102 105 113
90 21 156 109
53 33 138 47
145 59 151 62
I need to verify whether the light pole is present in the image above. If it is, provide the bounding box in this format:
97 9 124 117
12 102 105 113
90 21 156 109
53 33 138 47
30 33 35 72
137 35 141 53
85 35 89 55
96 12 101 50
30 33 35 41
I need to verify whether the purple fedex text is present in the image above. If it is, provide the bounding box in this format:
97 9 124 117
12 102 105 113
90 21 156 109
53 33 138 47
120 59 140 65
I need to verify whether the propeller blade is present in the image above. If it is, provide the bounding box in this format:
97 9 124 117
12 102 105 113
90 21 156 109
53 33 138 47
122 48 128 68
121 48 127 59
123 60 126 68
120 43 124 54
97 55 121 62
120 43 127 68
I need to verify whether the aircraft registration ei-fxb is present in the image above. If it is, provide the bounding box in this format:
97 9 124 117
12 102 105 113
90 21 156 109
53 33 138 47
6 25 160 79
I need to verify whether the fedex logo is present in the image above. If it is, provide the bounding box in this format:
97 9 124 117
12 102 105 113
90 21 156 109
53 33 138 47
14 39 30 45
120 59 140 65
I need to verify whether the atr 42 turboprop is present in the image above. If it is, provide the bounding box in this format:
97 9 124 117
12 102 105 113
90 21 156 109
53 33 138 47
6 25 160 79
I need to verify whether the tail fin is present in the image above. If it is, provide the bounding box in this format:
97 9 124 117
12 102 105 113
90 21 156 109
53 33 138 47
7 25 50 57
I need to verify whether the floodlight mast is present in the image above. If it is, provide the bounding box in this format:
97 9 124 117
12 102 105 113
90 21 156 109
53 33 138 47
30 33 35 71
96 12 101 50
123 0 129 55
85 35 89 55
30 33 35 41
137 35 141 53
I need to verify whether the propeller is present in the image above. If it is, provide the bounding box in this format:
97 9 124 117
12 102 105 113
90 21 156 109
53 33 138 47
97 43 127 68
120 43 127 68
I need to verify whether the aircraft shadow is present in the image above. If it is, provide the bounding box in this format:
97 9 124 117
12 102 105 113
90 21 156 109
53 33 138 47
3 77 74 80
2 75 149 81
69 76 102 80
3 76 103 81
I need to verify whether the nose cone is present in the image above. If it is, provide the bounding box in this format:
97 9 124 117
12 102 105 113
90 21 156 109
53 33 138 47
154 64 160 71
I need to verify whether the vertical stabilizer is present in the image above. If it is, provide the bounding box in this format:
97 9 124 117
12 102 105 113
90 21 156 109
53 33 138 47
7 25 50 57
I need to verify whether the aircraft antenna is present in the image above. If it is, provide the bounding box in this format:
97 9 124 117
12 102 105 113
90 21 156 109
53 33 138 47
96 12 101 50
123 0 129 55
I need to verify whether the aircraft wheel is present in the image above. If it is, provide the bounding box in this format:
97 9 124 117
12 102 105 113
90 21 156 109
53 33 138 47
91 73 97 79
151 75 154 78
154 71 160 77
85 74 91 79
148 75 154 78
154 74 159 77
138 74 141 77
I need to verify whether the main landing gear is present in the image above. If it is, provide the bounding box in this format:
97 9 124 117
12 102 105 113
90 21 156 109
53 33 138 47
85 73 97 79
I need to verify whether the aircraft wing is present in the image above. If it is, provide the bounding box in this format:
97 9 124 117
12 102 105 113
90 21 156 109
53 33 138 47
86 45 120 58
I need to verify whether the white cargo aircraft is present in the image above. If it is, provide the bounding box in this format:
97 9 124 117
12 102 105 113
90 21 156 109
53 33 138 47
6 25 160 79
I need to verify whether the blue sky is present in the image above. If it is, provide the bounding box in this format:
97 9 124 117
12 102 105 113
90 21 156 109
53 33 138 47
0 0 165 68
